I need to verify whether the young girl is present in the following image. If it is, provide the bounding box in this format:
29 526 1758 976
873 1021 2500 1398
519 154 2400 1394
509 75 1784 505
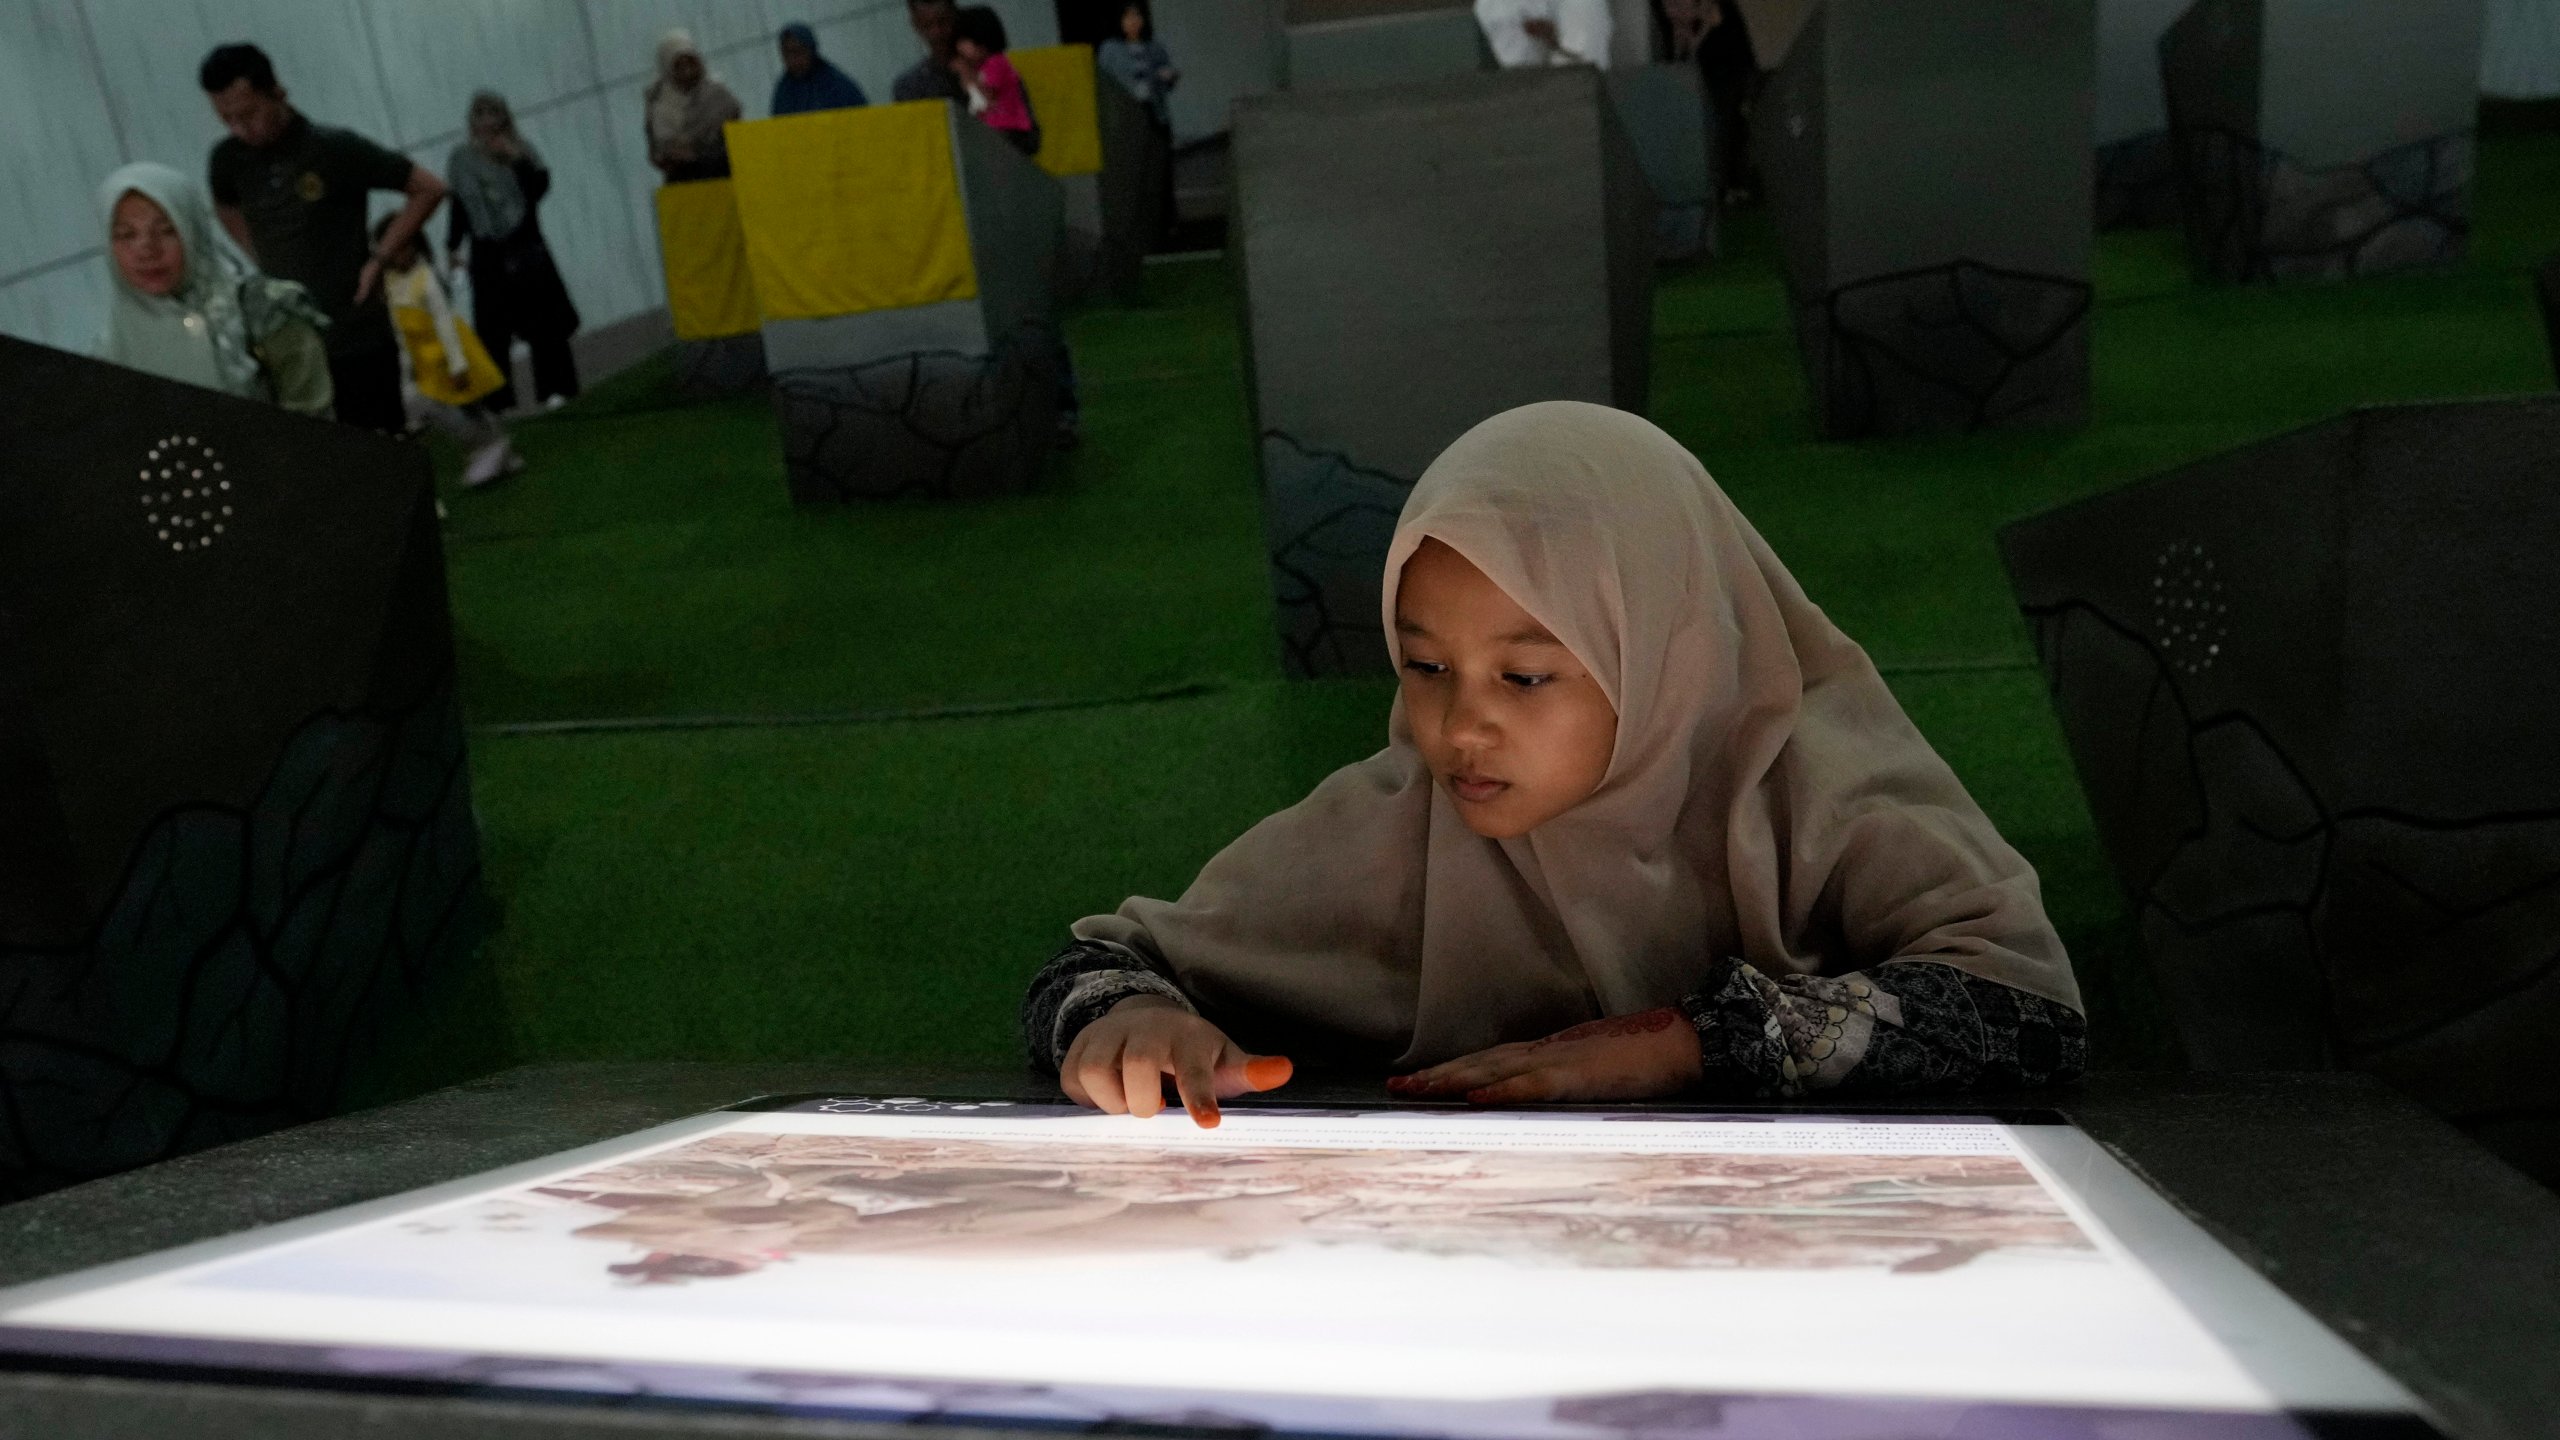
375 216 520 486
951 6 1040 156
1022 403 2085 1126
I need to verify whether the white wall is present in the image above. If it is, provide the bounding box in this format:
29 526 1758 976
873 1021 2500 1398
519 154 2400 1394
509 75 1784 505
2483 0 2560 98
0 0 1058 358
1151 0 1285 144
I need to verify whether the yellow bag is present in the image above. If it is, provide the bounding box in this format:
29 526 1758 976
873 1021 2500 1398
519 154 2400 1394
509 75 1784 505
392 302 508 407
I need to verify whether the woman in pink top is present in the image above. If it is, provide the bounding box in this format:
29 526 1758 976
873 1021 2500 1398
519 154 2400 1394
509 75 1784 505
952 7 1040 156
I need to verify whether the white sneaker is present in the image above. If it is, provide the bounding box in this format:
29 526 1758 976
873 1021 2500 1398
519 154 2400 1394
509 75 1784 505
542 394 569 412
462 437 515 488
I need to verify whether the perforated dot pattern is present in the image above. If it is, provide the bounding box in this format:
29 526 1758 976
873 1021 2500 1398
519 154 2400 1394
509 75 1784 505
137 434 231 553
2152 540 2228 677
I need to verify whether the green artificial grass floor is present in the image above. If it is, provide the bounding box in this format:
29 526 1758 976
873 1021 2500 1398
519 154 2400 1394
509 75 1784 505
364 132 2560 1102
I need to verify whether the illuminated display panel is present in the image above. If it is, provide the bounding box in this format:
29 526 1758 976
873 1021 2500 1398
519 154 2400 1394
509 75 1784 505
0 1101 2437 1438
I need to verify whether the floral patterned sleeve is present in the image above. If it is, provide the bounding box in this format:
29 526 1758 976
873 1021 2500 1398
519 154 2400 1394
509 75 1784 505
1679 957 2086 1099
1020 939 1194 1073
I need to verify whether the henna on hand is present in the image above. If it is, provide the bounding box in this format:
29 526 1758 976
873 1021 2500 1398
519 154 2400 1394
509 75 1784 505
1533 1006 1685 1049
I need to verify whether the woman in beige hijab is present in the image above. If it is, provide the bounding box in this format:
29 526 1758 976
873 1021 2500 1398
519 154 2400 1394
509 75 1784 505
1023 403 2085 1125
646 30 744 182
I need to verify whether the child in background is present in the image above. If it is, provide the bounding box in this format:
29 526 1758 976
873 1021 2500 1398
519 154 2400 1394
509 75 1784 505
1022 403 2086 1126
950 6 1040 156
374 215 520 487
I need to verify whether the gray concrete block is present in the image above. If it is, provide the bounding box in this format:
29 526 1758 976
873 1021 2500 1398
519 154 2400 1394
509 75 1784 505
1757 0 2094 438
1235 66 1652 675
2001 396 2560 1186
762 109 1066 502
1605 63 1717 261
2096 0 2189 227
0 337 485 1202
1285 2 1488 90
1092 63 1169 303
2163 0 2483 281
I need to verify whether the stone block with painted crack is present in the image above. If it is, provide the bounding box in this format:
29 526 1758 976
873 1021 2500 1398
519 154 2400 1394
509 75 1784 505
2001 397 2560 1184
1235 66 1652 677
727 102 1068 501
0 335 486 1201
2162 0 2483 282
1757 0 2095 438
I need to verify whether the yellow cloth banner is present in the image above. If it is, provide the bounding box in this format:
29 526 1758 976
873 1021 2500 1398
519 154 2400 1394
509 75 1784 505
1010 44 1103 177
654 180 761 340
725 104 978 321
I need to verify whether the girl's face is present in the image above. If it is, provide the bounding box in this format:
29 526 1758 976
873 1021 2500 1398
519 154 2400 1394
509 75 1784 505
1121 5 1146 41
110 191 185 298
954 36 987 64
1395 538 1617 839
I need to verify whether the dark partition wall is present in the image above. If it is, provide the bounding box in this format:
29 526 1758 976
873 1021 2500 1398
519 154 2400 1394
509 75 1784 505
1756 0 2095 438
2096 0 2190 227
0 337 486 1200
2001 398 2560 1183
2162 0 2483 282
1234 67 1653 676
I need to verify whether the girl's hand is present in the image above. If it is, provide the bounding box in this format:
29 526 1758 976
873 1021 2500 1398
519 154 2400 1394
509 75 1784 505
1387 1007 1702 1105
1061 996 1293 1127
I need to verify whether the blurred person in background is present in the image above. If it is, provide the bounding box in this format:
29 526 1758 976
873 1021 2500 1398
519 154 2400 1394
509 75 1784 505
97 160 332 418
376 216 521 486
446 92 582 410
1476 0 1614 68
894 0 966 103
951 6 1040 156
1097 0 1179 239
646 30 743 182
772 22 870 116
201 42 447 434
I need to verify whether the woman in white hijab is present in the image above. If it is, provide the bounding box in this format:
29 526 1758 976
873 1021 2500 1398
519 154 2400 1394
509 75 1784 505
1023 402 2086 1125
96 161 332 417
646 29 745 182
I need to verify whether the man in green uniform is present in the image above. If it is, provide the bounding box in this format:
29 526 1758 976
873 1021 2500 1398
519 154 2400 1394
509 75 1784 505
200 44 450 435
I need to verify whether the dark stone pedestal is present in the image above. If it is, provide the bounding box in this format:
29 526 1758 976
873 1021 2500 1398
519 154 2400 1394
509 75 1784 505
741 110 1067 504
670 333 767 397
2095 0 2189 228
0 337 485 1202
1093 63 1171 303
1757 0 2095 438
774 325 1067 502
1235 66 1652 676
2097 131 2181 229
2000 397 2560 1188
1606 64 1717 262
2161 0 2482 282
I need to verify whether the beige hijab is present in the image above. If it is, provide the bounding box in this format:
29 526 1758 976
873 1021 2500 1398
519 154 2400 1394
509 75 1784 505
646 30 742 160
1078 402 2078 1069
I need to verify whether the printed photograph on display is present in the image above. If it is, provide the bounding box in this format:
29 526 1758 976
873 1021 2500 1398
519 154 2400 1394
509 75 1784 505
0 1102 2434 1439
